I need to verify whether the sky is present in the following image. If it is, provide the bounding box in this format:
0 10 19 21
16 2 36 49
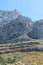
0 0 43 21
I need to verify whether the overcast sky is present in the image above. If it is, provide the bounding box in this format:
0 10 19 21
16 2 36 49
0 0 43 21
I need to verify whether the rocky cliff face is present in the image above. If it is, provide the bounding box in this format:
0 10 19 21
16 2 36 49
0 9 43 43
29 19 43 39
0 9 19 27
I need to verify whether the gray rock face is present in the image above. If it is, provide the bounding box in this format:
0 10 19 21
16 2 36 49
34 20 43 38
0 9 19 27
29 19 43 39
0 9 43 43
0 14 32 43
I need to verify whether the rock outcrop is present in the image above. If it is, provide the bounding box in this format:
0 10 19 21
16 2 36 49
0 9 43 43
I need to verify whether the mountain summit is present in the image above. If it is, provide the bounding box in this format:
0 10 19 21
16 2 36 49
0 9 19 27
